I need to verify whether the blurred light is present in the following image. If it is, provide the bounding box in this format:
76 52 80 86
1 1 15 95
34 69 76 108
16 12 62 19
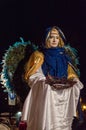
18 112 22 115
16 111 22 117
82 104 86 111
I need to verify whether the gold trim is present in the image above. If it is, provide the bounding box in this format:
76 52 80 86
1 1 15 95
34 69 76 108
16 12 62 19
67 64 78 79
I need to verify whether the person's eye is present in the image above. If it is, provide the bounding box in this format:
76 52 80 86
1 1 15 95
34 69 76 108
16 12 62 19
56 36 59 39
49 36 53 38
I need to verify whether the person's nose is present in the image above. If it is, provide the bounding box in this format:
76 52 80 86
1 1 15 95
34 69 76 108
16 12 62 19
53 37 56 42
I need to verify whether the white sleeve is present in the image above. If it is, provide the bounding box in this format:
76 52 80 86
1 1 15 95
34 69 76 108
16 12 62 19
73 77 84 90
27 67 46 88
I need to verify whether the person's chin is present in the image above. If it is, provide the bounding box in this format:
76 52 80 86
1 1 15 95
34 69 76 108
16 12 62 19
51 45 58 48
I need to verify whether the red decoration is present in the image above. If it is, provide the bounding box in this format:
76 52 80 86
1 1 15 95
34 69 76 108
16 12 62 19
19 121 27 130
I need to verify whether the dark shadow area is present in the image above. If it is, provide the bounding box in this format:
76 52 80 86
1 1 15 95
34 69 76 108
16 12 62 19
72 117 86 130
12 44 35 103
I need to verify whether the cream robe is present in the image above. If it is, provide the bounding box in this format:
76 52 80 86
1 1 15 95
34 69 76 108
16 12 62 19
21 67 83 130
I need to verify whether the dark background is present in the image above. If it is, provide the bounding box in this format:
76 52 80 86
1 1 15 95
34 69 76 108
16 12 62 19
0 0 86 111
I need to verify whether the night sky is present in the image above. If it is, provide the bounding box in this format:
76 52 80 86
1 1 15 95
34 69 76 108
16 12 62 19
0 0 86 108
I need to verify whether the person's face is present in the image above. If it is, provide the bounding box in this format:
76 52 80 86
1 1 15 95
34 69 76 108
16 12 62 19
47 29 60 48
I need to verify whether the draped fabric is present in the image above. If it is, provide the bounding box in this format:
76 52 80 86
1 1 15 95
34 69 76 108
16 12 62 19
21 67 83 130
42 47 71 78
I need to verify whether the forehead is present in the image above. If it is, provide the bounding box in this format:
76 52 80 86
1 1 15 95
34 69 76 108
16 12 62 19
50 29 59 35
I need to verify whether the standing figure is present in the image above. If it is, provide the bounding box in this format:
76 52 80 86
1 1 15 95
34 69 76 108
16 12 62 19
20 26 83 130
